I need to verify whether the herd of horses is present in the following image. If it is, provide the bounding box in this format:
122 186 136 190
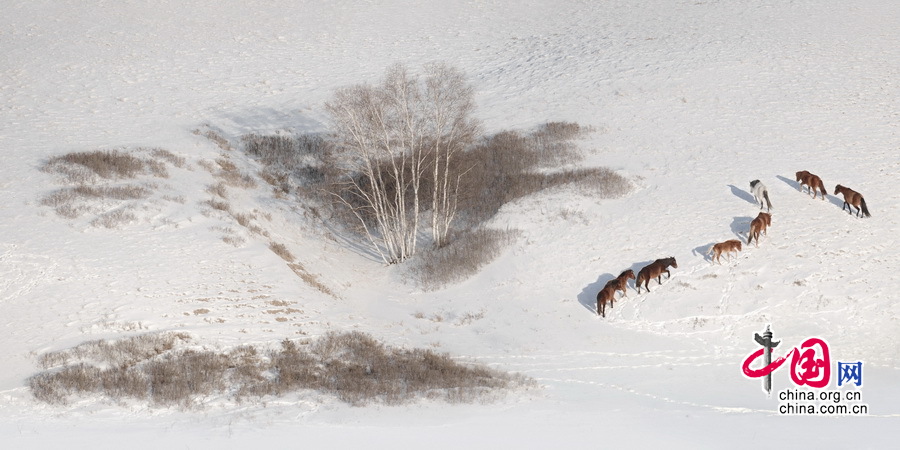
595 170 871 317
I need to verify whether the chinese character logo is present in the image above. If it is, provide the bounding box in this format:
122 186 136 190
837 361 863 387
742 326 831 396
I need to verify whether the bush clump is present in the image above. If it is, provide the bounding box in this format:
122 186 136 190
30 331 532 408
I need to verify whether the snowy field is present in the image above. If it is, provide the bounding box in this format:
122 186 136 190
2 0 899 448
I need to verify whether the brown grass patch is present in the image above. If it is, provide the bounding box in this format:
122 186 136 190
269 242 294 262
288 262 337 298
30 331 532 408
44 150 146 182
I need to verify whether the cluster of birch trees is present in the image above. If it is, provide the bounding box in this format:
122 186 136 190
325 63 480 264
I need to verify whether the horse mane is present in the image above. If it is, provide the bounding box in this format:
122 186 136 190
750 180 760 188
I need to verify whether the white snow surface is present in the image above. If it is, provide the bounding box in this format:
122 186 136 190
2 0 899 448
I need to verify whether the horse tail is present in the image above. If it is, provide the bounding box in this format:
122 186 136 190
860 197 871 217
763 191 772 210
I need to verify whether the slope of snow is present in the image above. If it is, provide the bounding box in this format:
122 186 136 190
2 1 899 448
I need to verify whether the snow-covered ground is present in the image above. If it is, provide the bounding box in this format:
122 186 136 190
2 0 899 448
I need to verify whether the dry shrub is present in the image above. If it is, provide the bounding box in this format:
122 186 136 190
91 209 137 228
288 262 337 298
452 127 590 226
222 235 245 247
216 158 257 189
30 364 103 405
206 182 228 199
146 159 169 178
40 189 85 218
302 331 528 406
204 199 231 213
409 228 520 291
38 332 189 370
269 242 294 261
570 167 633 198
237 121 628 287
259 168 292 194
233 212 256 228
145 350 229 407
242 133 331 172
533 121 590 141
44 150 145 182
72 185 151 200
242 133 331 202
150 148 186 168
197 159 217 173
41 185 151 221
40 148 182 223
30 331 530 408
197 128 233 152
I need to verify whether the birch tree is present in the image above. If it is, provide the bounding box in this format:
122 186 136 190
325 63 479 263
423 63 480 248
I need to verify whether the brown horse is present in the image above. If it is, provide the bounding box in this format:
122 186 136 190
759 211 772 227
596 269 635 317
609 269 635 298
706 239 742 264
747 212 771 247
635 257 677 293
596 284 616 317
796 170 827 200
834 185 871 217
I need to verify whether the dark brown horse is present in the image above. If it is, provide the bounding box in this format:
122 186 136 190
796 170 827 200
635 257 677 293
609 269 635 298
596 269 635 317
596 284 616 317
834 185 870 217
747 212 771 247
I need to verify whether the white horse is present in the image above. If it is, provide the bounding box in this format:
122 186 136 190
750 180 772 211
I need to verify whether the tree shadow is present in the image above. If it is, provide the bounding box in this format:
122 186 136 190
214 107 326 135
728 184 756 205
730 216 753 242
